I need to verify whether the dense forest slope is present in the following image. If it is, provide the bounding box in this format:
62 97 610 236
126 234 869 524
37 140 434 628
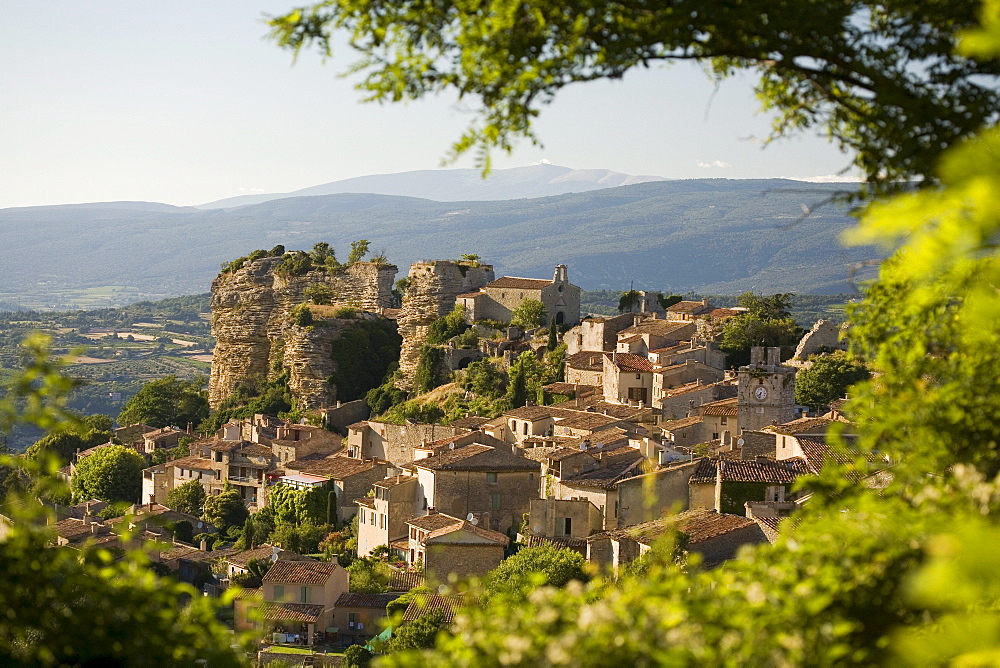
0 179 877 309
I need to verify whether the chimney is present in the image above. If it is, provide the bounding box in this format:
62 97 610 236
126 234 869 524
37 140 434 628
91 523 98 535
750 347 765 366
427 507 437 515
200 538 207 551
187 422 193 435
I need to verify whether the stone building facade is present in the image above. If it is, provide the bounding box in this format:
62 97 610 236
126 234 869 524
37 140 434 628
737 347 797 432
456 265 581 326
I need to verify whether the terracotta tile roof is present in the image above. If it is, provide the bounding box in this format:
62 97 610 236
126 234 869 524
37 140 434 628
560 457 645 489
554 412 624 431
425 521 509 546
227 545 312 568
700 397 738 416
235 443 274 457
662 381 718 398
449 416 492 429
503 405 568 421
564 352 605 371
53 518 109 542
542 382 596 396
414 445 540 472
158 545 203 562
208 439 246 452
486 276 552 290
167 455 215 471
752 516 783 543
605 352 654 372
455 291 484 299
649 342 695 355
707 307 741 319
770 417 836 436
615 508 755 546
662 416 703 431
521 534 588 550
407 512 464 532
335 592 400 609
262 560 339 586
402 594 465 623
347 421 370 430
257 602 325 623
665 301 712 315
286 456 378 479
689 457 808 484
388 570 425 592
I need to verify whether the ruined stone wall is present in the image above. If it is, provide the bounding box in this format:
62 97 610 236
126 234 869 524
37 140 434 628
396 261 495 388
793 319 847 361
209 256 397 407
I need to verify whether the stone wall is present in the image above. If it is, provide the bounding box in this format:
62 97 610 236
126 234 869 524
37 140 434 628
793 319 846 360
425 542 505 581
395 261 495 389
431 468 540 534
209 256 397 407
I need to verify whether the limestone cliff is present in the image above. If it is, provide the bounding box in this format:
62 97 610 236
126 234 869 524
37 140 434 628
209 256 397 408
396 260 495 388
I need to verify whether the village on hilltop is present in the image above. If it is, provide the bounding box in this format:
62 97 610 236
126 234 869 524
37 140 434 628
3 249 873 660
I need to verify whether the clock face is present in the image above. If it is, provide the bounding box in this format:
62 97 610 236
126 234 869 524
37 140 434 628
754 386 768 401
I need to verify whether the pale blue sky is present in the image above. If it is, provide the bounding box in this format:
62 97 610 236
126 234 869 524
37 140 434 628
0 1 859 209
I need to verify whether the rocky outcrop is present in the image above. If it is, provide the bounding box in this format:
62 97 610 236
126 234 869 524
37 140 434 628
793 319 847 362
209 257 397 407
396 260 495 388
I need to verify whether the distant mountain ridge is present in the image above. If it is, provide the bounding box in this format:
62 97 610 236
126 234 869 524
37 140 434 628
0 179 877 310
197 164 669 209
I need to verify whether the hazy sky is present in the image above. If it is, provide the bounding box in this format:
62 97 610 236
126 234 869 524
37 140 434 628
1 1 860 209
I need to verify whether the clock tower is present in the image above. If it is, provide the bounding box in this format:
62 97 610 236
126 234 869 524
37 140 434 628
737 346 796 432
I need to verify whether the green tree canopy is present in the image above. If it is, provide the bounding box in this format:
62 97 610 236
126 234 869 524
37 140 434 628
720 292 802 367
116 375 208 430
269 0 1000 195
348 238 370 264
485 543 589 597
427 305 470 345
71 444 145 504
795 353 870 411
165 479 207 517
617 290 641 313
510 298 547 329
201 485 249 531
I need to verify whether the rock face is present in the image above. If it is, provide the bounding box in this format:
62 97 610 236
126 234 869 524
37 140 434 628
396 260 495 388
209 257 397 408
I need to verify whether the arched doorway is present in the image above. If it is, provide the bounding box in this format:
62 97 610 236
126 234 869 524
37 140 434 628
555 311 565 325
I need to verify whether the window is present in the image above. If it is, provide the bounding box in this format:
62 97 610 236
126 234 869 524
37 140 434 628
301 586 310 603
522 422 528 435
349 612 358 629
557 517 572 536
380 514 385 530
766 486 786 502
273 585 284 601
486 472 498 483
214 451 222 462
720 416 728 425
491 493 501 509
712 433 719 440
636 373 642 380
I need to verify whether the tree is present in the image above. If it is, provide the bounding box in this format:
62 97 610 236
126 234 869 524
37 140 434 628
510 298 547 329
201 485 248 531
71 444 145 504
348 238 370 264
116 375 208 430
165 479 207 516
413 345 447 394
618 290 641 313
24 431 85 466
485 544 588 597
230 557 271 588
385 609 447 653
547 319 558 350
720 292 802 367
658 294 683 311
795 354 870 411
347 557 391 593
427 306 470 345
269 1 1000 195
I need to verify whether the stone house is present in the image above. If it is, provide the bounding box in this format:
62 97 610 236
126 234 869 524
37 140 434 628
221 544 313 582
648 340 727 369
659 396 740 448
282 455 394 523
355 474 419 558
602 352 655 406
665 299 714 322
331 592 400 646
587 508 769 571
549 453 646 531
345 420 470 465
527 497 605 541
615 319 697 356
564 313 642 355
652 360 726 403
409 444 541 534
403 511 509 580
236 560 349 646
688 457 810 514
657 379 738 420
456 265 581 326
564 351 607 388
140 427 187 455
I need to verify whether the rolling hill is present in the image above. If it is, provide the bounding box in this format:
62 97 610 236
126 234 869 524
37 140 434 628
0 179 879 310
